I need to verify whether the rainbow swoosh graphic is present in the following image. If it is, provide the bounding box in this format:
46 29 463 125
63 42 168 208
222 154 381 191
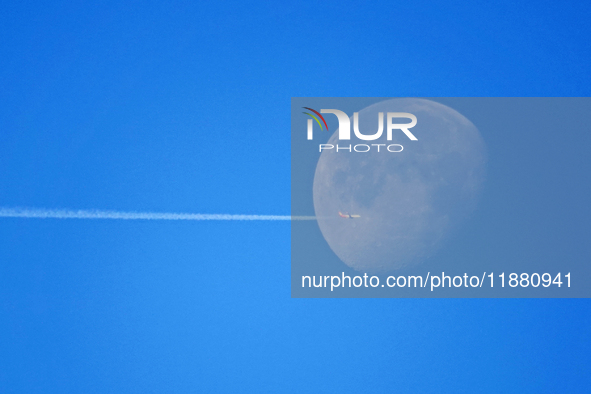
302 107 328 131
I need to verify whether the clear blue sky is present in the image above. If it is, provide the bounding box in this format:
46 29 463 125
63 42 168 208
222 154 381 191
1 1 590 392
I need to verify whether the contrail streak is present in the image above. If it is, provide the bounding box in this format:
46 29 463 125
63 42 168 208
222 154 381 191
0 208 316 221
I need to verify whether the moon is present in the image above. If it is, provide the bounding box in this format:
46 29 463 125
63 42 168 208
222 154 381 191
312 98 486 273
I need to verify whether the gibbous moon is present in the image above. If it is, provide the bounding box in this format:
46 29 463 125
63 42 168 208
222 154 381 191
313 98 486 273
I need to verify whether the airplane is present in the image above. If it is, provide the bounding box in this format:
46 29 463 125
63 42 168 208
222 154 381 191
339 211 361 219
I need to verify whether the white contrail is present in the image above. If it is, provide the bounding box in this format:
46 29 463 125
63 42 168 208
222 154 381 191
0 207 316 221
